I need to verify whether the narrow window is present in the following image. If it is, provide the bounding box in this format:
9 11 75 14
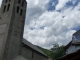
22 1 24 6
18 0 20 3
17 6 19 13
7 4 10 11
20 9 23 16
32 51 34 58
5 0 8 3
3 5 6 12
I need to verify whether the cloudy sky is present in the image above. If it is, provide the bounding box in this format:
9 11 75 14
0 0 80 49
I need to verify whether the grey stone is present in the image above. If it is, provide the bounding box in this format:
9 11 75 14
0 0 48 60
13 56 28 60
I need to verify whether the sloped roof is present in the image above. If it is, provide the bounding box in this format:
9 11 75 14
65 41 80 50
64 41 72 50
22 38 47 57
73 30 80 36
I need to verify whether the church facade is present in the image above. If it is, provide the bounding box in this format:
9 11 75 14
0 0 48 60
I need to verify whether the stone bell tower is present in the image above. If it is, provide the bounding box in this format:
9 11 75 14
0 0 27 60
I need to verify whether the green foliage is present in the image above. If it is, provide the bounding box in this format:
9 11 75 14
37 46 52 57
37 44 66 60
51 44 66 60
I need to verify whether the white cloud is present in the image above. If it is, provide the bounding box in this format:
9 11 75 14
56 0 69 10
25 0 49 25
0 0 80 49
27 0 49 8
0 0 2 7
24 0 80 49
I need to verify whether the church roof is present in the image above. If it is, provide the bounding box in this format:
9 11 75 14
22 38 48 57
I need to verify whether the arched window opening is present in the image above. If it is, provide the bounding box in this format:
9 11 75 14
22 1 24 6
32 51 34 58
18 0 21 3
7 4 10 11
17 6 20 13
20 9 23 16
3 5 6 12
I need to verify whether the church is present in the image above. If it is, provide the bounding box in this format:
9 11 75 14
0 0 48 60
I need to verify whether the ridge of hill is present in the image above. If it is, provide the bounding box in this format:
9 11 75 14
37 45 65 60
37 46 53 57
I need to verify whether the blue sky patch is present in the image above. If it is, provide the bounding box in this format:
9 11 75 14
47 0 80 11
66 0 80 9
72 26 80 31
30 28 35 30
47 0 58 11
40 26 45 30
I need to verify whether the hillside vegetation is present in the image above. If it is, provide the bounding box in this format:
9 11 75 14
37 46 54 58
37 45 65 60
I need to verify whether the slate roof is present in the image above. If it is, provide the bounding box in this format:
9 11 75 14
73 30 80 36
64 41 72 50
22 38 47 57
65 41 80 50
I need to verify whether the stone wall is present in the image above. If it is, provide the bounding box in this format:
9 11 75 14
0 0 27 60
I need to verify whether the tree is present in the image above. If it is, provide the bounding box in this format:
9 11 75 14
50 43 65 60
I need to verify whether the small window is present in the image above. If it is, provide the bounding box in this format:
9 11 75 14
17 6 20 13
20 9 23 16
3 5 6 12
5 0 8 3
18 0 21 3
32 51 34 58
7 4 10 11
22 1 24 6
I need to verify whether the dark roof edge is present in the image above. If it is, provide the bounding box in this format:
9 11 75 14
22 38 48 58
57 49 80 60
64 41 72 50
22 42 48 58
